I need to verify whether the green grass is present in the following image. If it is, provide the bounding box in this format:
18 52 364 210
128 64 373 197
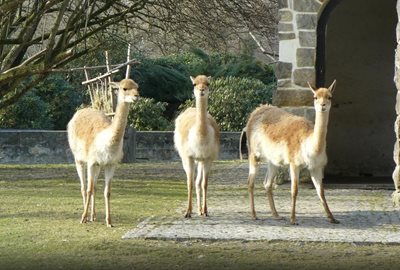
1 163 400 270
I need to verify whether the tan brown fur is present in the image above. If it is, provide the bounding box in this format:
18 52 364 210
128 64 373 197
246 80 338 225
176 107 220 158
246 105 313 162
174 75 220 218
70 108 111 156
67 78 139 227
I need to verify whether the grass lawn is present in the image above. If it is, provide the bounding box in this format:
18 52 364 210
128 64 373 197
1 162 400 270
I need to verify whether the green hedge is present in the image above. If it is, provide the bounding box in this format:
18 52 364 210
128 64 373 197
179 76 274 131
128 97 172 131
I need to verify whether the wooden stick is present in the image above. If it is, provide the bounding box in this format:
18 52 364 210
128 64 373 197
125 44 131 79
81 69 119 85
52 59 140 73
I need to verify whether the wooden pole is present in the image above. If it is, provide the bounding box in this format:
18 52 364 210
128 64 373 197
125 44 131 79
83 66 94 104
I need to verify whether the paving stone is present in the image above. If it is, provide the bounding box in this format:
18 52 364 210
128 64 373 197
123 162 399 243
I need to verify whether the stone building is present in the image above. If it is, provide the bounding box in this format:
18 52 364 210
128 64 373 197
275 0 400 188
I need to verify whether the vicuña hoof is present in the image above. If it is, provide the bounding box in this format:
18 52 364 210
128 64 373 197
290 219 299 225
272 214 283 220
329 218 340 224
80 216 88 224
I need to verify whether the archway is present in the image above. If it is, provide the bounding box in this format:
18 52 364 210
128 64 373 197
317 0 397 179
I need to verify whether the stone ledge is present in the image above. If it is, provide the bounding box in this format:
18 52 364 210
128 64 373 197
297 48 316 67
293 68 316 87
293 0 322 12
273 89 314 106
282 106 315 121
274 61 293 79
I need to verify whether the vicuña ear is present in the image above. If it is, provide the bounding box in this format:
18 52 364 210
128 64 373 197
307 81 317 93
328 80 337 93
207 76 212 81
109 81 119 88
190 76 195 84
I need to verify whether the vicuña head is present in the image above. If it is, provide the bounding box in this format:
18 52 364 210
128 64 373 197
191 75 211 98
67 78 139 227
112 78 139 103
246 80 339 225
308 80 336 113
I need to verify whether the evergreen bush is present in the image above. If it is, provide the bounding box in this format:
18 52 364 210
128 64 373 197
179 76 274 131
128 97 172 131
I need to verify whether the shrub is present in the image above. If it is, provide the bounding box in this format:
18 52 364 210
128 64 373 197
129 49 275 109
179 76 275 131
0 91 53 129
35 74 83 130
128 97 172 131
0 74 84 130
131 55 193 104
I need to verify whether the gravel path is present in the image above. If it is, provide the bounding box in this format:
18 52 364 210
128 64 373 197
124 162 400 244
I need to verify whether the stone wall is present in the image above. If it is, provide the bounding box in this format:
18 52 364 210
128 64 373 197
0 129 242 164
275 0 324 108
274 0 325 123
275 0 398 179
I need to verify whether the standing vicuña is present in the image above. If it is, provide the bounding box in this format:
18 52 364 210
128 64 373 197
174 75 220 218
67 78 139 227
246 80 339 225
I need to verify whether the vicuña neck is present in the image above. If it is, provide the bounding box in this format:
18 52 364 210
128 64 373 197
312 111 329 154
110 101 130 144
195 96 208 136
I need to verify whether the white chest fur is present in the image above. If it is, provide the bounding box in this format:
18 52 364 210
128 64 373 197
186 126 216 160
90 129 123 165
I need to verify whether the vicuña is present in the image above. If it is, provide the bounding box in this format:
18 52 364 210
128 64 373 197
67 78 139 227
174 75 220 218
246 80 339 225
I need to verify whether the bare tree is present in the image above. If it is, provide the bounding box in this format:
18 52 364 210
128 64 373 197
128 0 278 58
0 0 278 109
0 0 148 109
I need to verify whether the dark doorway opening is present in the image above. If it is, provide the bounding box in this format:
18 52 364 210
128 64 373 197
317 0 397 183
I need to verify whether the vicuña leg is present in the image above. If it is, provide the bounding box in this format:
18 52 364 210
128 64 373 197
264 163 279 218
195 161 203 216
247 154 259 220
90 176 97 222
310 168 339 224
75 160 86 209
182 157 195 218
289 164 300 225
104 165 116 227
201 160 212 217
81 164 100 224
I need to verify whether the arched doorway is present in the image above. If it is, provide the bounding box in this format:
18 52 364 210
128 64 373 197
317 0 397 178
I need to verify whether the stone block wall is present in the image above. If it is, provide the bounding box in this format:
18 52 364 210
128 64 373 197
0 130 74 164
135 131 240 161
275 0 324 107
0 129 242 164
